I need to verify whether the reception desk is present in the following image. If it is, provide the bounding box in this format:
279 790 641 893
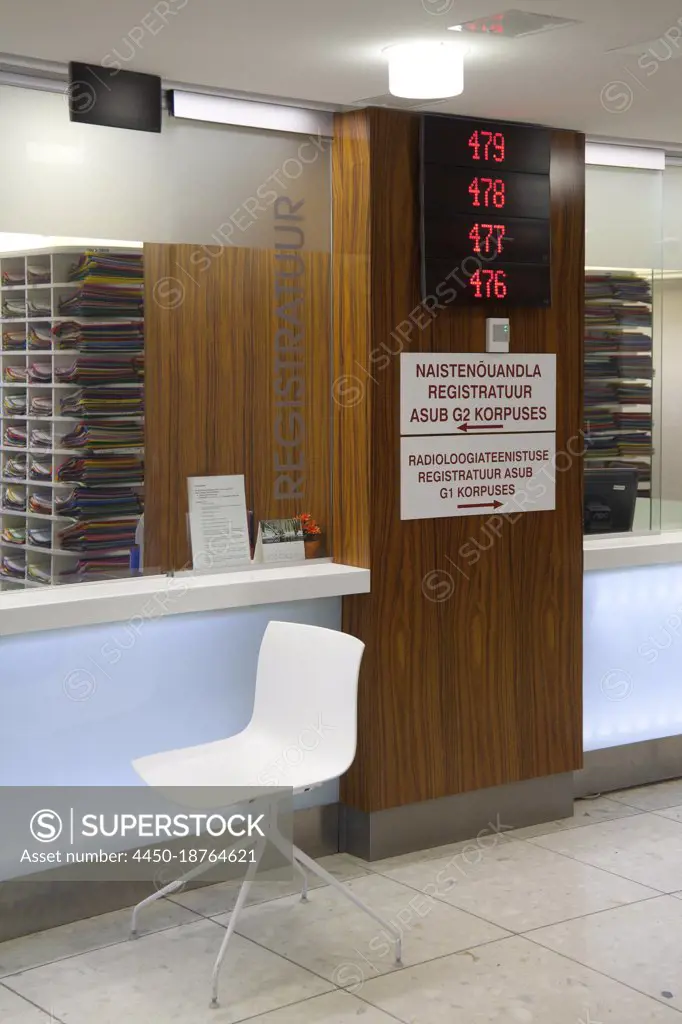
580 531 682 795
0 562 369 794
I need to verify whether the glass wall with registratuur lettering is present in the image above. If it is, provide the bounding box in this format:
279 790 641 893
0 83 333 590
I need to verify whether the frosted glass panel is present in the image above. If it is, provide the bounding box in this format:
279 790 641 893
586 165 662 270
0 86 330 251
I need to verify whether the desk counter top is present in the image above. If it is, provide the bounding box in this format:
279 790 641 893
0 562 370 638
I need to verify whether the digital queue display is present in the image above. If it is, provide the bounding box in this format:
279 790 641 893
420 115 552 308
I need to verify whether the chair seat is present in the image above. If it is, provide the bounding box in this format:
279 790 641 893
133 725 334 800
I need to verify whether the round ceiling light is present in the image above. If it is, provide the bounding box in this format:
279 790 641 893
386 41 466 100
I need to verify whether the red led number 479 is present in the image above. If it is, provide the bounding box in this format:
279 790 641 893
470 269 507 300
468 130 505 162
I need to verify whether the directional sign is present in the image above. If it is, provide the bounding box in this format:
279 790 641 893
400 353 556 435
400 433 556 520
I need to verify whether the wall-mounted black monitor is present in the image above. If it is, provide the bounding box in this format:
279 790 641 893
68 63 162 134
421 114 552 308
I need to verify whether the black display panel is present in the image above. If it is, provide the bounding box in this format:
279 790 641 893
420 114 552 308
68 63 162 134
422 165 550 221
423 116 550 173
423 261 551 308
423 215 550 265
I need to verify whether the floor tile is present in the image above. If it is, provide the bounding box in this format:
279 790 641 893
375 833 656 931
5 919 332 1024
652 804 682 824
609 778 682 811
239 990 400 1023
172 853 369 919
0 986 56 1023
359 935 680 1023
528 895 682 1011
230 872 507 985
0 899 200 979
529 812 682 892
507 796 639 840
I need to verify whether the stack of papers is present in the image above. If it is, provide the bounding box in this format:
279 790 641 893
29 428 51 449
59 284 143 319
56 354 144 385
3 330 26 351
3 456 26 479
29 395 52 416
56 487 142 519
2 298 26 318
0 555 25 580
3 425 27 447
27 564 51 584
3 487 26 511
4 366 28 382
69 251 143 283
60 555 132 580
27 299 50 317
28 492 52 515
60 421 144 450
57 454 144 485
53 320 144 353
27 265 50 284
28 527 51 547
3 394 26 416
2 269 25 286
28 362 51 383
28 326 51 350
60 387 144 417
59 517 139 552
29 458 51 481
1 526 25 545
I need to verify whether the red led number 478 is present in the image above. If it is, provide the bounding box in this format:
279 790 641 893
470 269 507 300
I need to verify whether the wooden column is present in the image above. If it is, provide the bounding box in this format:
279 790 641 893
333 108 585 812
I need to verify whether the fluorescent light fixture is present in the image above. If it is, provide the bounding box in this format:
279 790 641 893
386 42 466 99
586 142 664 170
169 91 333 138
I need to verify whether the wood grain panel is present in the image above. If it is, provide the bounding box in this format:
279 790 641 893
336 109 585 812
331 110 372 569
145 244 331 571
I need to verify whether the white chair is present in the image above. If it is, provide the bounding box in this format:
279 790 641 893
130 620 402 1008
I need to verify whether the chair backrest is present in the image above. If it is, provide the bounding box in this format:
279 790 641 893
249 621 365 788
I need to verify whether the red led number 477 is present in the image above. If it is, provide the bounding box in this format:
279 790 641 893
470 269 507 300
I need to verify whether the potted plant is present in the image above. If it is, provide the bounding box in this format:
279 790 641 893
296 513 324 559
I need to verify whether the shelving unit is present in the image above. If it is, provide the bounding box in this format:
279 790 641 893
0 247 144 590
584 269 654 498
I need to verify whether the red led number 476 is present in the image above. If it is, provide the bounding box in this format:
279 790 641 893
470 269 507 300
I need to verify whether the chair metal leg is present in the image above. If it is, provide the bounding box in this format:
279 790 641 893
130 834 257 938
292 845 403 965
210 835 267 1009
294 858 309 902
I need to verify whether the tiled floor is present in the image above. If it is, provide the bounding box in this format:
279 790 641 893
3 784 682 1022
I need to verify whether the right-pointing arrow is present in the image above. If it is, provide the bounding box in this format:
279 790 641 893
458 500 504 510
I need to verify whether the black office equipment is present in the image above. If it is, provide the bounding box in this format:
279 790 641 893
68 63 162 133
584 468 638 534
